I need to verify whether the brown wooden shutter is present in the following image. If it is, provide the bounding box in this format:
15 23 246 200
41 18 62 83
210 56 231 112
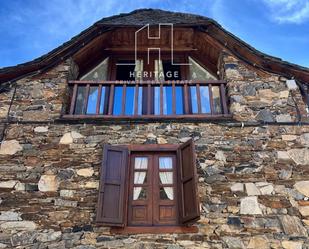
96 145 128 226
177 139 200 224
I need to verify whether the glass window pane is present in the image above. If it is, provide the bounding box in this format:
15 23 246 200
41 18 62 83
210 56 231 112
212 86 222 114
134 172 147 184
190 86 198 114
188 56 217 80
155 60 165 81
159 157 173 169
137 87 143 115
159 172 173 184
133 187 147 200
134 60 143 81
160 187 174 200
135 157 148 169
154 86 160 115
99 86 106 114
113 86 123 115
74 86 87 114
200 86 211 113
175 86 184 114
86 87 98 114
116 61 135 80
80 57 109 80
125 86 135 115
163 86 173 115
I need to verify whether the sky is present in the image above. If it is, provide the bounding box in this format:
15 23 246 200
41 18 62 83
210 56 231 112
0 0 308 68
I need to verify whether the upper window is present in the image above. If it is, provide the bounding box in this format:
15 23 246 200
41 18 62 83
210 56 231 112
96 140 200 233
66 55 229 119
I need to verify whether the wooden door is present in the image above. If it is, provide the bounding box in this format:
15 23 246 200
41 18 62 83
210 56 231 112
128 152 178 226
153 153 178 225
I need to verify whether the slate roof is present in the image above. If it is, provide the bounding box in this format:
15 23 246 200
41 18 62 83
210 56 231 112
96 9 216 26
0 8 308 85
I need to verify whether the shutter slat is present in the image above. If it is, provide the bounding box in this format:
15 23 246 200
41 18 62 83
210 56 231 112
177 139 200 224
96 145 128 226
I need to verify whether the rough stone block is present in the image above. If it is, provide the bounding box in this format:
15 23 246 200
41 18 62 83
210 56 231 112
36 231 62 242
276 114 292 123
11 231 38 246
231 183 244 192
256 109 275 122
279 216 307 237
0 221 37 231
288 149 309 165
76 168 94 177
34 126 48 133
300 133 309 147
282 135 297 141
60 189 75 198
277 151 291 163
247 236 269 249
0 211 21 221
0 140 22 155
286 80 298 90
38 175 59 192
240 197 262 215
59 132 73 144
0 180 18 189
294 181 309 197
282 241 303 249
245 183 261 196
222 237 245 249
298 206 309 217
54 199 78 207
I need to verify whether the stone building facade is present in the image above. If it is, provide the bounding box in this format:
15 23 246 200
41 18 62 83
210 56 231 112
1 9 309 249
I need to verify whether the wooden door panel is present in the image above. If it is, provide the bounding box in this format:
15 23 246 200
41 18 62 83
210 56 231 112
159 205 176 221
153 153 178 226
128 154 153 226
132 206 148 221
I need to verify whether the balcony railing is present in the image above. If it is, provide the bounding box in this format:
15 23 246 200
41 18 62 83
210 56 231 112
63 80 230 119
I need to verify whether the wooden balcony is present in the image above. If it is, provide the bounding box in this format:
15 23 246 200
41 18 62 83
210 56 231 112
62 80 231 121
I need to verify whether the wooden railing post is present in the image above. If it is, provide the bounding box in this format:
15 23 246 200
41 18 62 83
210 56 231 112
134 83 139 115
147 83 151 115
183 83 189 114
208 84 214 115
196 84 202 114
108 84 115 115
122 83 127 115
172 81 176 115
96 84 102 114
83 84 90 115
160 83 164 115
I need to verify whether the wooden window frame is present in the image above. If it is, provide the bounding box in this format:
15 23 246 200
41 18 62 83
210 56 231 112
96 142 200 235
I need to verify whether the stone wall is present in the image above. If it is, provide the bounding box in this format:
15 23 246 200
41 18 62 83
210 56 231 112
0 62 71 123
220 52 309 123
0 53 309 248
0 123 309 248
